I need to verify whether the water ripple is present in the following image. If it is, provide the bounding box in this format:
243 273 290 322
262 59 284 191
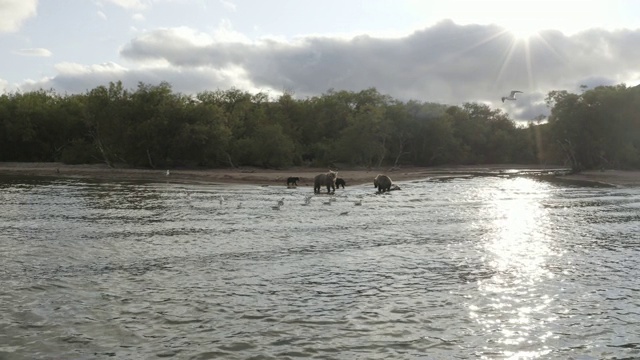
1 176 639 359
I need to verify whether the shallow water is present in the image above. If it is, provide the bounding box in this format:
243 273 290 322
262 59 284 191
1 174 639 359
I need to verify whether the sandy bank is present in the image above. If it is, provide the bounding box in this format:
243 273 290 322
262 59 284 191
0 162 638 188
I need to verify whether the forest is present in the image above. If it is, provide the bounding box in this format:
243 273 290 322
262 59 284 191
0 81 638 171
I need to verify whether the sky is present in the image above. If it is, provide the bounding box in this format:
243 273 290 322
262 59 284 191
2 0 640 122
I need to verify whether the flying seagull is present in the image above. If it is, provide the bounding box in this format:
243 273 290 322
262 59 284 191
501 90 523 103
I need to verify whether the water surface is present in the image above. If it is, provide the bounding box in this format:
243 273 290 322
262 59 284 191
1 175 639 359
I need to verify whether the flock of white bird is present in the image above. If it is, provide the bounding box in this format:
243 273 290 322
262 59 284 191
172 172 369 213
270 194 364 211
180 191 367 213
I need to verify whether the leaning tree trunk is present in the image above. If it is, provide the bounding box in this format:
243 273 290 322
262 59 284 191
376 137 387 168
92 134 113 168
558 139 580 173
146 148 156 169
393 135 409 168
225 152 237 169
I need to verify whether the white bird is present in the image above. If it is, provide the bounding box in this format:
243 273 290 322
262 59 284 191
501 90 523 103
271 203 281 210
354 200 362 206
166 170 170 176
339 211 349 216
219 196 225 205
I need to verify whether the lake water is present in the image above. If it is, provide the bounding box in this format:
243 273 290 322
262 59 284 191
1 174 639 359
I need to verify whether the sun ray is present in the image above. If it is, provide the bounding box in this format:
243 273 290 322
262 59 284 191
493 37 520 89
523 39 535 90
443 28 511 63
531 32 568 64
420 26 510 73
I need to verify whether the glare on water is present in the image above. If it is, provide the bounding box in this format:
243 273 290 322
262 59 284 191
470 178 560 359
484 177 555 275
1 174 639 359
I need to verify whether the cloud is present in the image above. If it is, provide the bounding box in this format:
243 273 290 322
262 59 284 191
116 20 640 120
0 0 37 32
219 0 236 12
99 0 190 11
12 48 52 57
17 20 640 122
20 61 266 96
22 62 129 93
119 23 249 53
101 0 149 10
54 62 128 75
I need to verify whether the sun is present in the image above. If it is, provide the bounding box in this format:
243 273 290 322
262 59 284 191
497 16 543 41
506 22 541 41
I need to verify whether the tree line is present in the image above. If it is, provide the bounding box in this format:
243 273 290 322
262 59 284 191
1 81 638 171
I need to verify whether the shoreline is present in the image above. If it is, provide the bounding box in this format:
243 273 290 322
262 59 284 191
0 162 639 188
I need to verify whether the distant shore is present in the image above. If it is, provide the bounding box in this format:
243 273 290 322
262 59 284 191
0 162 638 188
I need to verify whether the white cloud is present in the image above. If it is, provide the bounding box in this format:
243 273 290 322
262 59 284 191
15 21 640 122
12 48 52 57
117 21 640 121
0 0 37 33
0 78 9 92
21 62 129 93
20 61 258 96
99 0 188 11
101 0 149 10
219 0 236 12
54 61 128 75
118 24 249 65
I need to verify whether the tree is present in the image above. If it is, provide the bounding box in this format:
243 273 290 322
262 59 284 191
3 80 637 171
545 84 640 170
235 124 295 168
84 81 130 167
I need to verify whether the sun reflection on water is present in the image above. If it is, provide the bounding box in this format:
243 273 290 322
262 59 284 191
486 178 553 277
471 177 559 359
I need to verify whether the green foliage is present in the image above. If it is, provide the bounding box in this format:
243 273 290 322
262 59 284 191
60 139 100 164
233 124 295 168
545 84 640 170
1 81 638 170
